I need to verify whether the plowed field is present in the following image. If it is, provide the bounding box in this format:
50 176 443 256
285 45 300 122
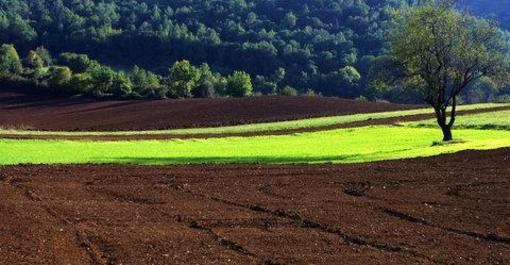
1 148 509 264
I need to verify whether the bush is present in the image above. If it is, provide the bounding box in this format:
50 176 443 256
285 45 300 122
48 66 72 93
279 86 298 96
59 53 97 73
0 44 22 75
355 95 369 102
226 71 253 97
192 81 215 98
301 89 319 97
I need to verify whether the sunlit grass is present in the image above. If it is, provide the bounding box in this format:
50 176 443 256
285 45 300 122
1 126 509 165
405 109 510 130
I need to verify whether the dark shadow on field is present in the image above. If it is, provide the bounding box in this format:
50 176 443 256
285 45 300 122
99 155 363 165
0 88 141 111
2 98 90 110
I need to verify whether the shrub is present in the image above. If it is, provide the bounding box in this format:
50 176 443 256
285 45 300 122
280 86 298 96
226 71 253 97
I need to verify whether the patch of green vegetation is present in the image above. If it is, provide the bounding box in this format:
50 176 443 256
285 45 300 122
1 126 509 165
1 103 507 136
406 110 510 130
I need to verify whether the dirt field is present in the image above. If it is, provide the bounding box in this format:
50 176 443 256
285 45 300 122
1 148 509 265
2 105 509 141
0 90 417 131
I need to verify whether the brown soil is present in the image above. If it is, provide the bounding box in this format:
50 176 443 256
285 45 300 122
2 105 508 141
0 90 418 131
1 148 509 264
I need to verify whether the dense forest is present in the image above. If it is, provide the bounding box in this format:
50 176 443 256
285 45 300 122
457 0 510 30
0 0 509 102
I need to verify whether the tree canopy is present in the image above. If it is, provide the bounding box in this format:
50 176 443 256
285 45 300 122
388 0 510 141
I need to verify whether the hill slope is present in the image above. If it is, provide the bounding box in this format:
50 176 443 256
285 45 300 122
457 0 510 29
0 0 408 97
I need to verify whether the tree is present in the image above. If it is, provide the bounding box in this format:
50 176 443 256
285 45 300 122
253 75 277 95
59 53 97 73
0 44 22 75
111 72 133 97
26 50 44 69
388 1 510 141
166 60 200 98
88 65 115 96
70 73 93 95
226 71 253 97
193 63 217 98
283 12 297 28
34 47 53 67
280 85 298 96
323 66 361 97
128 66 161 97
48 66 72 91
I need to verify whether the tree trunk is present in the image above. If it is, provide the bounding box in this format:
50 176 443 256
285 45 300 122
441 124 453 142
435 107 453 142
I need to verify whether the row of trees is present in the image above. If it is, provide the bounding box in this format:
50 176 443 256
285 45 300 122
0 43 254 98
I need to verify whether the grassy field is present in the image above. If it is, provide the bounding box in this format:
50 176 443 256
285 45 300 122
1 126 510 165
1 103 508 136
406 109 510 130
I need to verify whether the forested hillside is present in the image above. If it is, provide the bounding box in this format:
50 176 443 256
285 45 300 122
0 0 509 102
457 0 510 29
0 0 413 99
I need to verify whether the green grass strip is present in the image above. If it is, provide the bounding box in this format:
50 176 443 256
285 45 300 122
405 109 510 130
1 126 509 165
0 103 508 136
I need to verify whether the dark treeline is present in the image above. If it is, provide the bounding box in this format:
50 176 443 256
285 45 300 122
0 43 254 98
0 0 509 102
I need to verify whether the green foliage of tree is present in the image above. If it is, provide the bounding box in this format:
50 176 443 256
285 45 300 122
128 66 162 97
192 63 218 98
25 50 43 69
226 71 253 97
253 75 278 95
48 66 72 91
0 44 22 75
461 77 499 104
283 12 297 28
322 66 362 97
59 53 97 73
280 86 298 96
87 65 116 96
111 72 133 97
388 0 510 141
166 60 201 98
34 47 52 67
69 73 93 95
